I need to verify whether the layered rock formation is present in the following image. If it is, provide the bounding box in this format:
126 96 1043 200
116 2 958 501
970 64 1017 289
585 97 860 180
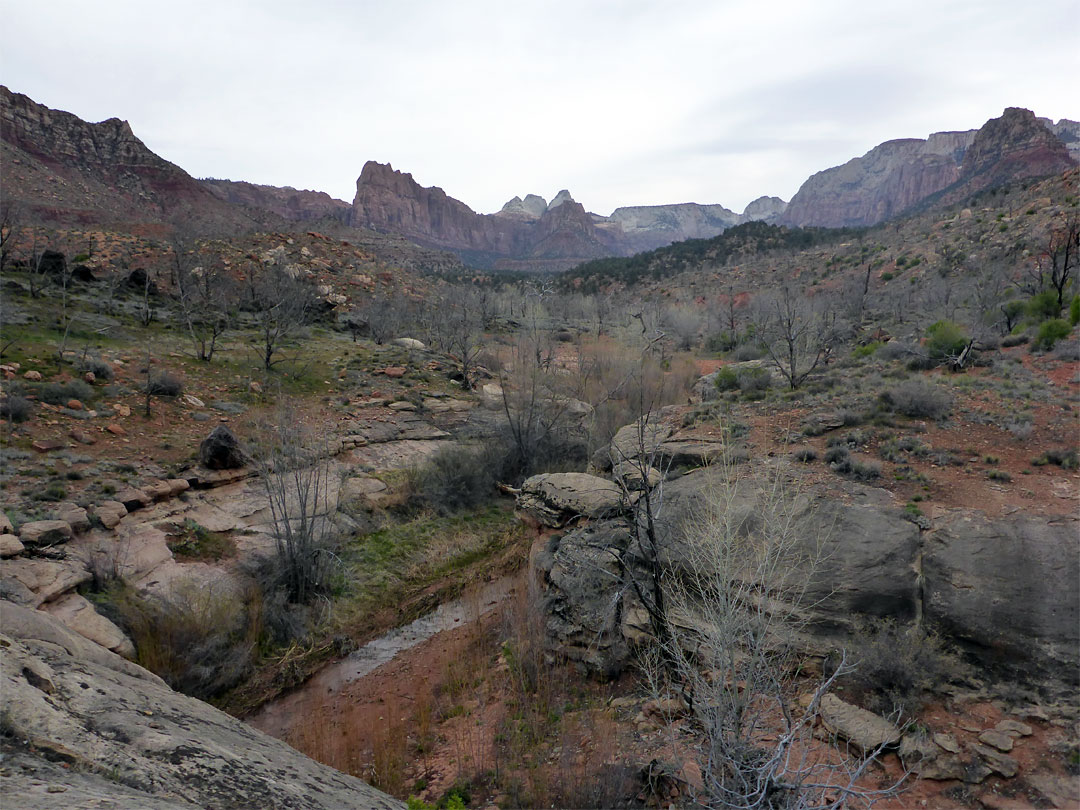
0 86 264 232
604 202 742 244
351 162 783 269
350 161 619 270
940 108 1078 205
782 109 1078 228
201 178 351 223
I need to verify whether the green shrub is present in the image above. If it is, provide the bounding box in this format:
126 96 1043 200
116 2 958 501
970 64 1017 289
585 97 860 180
1070 294 1080 326
1027 289 1061 321
168 519 236 561
146 371 184 397
714 367 739 392
0 396 33 423
1032 448 1080 470
31 481 67 502
852 341 883 359
1001 333 1029 348
925 320 968 361
1033 318 1071 351
40 379 94 405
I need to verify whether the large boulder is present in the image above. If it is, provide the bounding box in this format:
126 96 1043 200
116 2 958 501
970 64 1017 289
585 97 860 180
531 465 921 676
0 601 402 809
923 510 1080 687
0 558 91 607
650 467 921 632
819 694 901 752
533 520 635 675
17 520 73 548
197 425 248 470
517 472 627 527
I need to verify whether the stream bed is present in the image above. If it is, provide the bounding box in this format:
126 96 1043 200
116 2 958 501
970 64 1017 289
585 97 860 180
246 576 517 740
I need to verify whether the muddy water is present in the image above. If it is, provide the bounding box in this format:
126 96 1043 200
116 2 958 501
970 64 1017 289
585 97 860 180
246 576 516 740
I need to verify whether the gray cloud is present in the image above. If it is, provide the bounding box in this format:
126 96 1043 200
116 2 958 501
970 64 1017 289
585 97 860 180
4 0 1077 216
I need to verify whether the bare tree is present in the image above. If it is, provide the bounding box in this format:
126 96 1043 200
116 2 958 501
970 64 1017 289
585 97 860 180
639 461 907 809
431 286 486 389
252 402 341 605
245 256 318 371
663 303 705 351
1038 214 1079 314
173 235 235 362
754 286 839 390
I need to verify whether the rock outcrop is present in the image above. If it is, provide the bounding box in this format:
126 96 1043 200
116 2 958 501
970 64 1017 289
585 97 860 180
605 202 741 247
0 601 401 809
517 472 628 527
350 161 620 270
782 109 1078 228
741 195 788 223
198 425 248 470
526 463 1079 692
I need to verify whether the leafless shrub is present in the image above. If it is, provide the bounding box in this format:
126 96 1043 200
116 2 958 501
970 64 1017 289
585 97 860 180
880 378 952 420
639 462 906 808
252 401 344 606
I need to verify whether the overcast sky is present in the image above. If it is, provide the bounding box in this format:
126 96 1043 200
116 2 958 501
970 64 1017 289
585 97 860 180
4 0 1078 215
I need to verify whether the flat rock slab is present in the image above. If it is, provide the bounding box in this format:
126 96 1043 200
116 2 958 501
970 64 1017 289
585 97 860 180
518 472 627 528
978 729 1015 752
995 719 1033 737
18 520 73 548
342 412 449 444
819 694 901 753
933 732 961 753
44 592 135 658
0 602 402 810
970 742 1020 778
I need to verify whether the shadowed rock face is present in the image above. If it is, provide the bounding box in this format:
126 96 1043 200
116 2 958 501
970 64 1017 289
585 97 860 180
0 601 402 810
781 108 1078 228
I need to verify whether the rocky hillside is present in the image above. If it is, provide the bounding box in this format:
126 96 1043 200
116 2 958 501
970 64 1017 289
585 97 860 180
782 108 1078 228
0 86 274 234
201 178 352 224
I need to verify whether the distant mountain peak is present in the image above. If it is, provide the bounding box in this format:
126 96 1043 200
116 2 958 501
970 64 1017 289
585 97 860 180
547 189 575 210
